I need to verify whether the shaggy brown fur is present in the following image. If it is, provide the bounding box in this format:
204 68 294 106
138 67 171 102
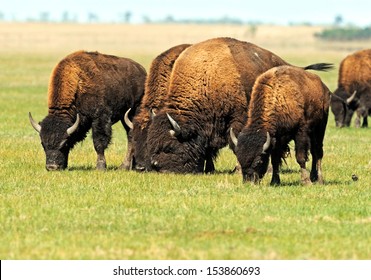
331 49 371 127
338 49 371 91
145 37 291 173
235 65 331 185
135 44 191 130
30 51 146 170
130 44 191 170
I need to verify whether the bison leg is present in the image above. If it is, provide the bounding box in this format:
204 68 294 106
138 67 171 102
204 156 215 174
355 107 368 128
311 159 324 184
205 159 215 174
270 150 281 185
310 120 326 184
362 117 368 128
204 147 218 173
355 116 361 128
120 140 133 170
294 134 311 185
96 153 107 170
92 117 112 170
310 143 324 184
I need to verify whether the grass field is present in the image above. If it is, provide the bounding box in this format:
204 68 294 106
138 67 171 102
0 23 370 259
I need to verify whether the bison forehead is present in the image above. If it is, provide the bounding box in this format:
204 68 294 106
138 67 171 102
39 116 71 145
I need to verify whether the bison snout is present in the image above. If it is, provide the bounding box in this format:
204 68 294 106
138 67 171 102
46 163 64 171
135 165 146 172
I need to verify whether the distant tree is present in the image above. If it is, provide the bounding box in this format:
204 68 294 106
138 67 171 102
164 15 175 23
315 26 371 41
39 12 50 22
123 11 132 23
88 13 99 23
61 11 77 23
0 12 4 21
62 11 70 22
142 15 151 23
334 15 343 26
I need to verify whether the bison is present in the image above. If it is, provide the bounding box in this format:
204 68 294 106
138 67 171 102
125 44 191 171
143 37 294 174
232 65 331 185
29 51 146 171
331 49 371 127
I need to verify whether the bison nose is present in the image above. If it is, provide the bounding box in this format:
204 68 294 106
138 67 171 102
135 166 146 172
46 164 60 171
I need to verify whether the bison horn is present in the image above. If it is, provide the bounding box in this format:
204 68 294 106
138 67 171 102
166 113 181 136
346 90 357 104
29 112 41 133
230 128 238 147
124 108 134 129
66 114 80 135
262 132 271 154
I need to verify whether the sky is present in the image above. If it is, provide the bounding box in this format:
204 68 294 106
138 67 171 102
1 0 370 26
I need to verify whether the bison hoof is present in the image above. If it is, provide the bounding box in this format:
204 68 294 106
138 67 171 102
96 161 107 170
270 180 280 186
302 178 312 185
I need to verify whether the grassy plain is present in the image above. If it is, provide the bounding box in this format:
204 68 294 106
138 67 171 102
0 23 370 259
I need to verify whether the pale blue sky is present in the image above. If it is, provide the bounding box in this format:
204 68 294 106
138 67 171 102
1 0 370 26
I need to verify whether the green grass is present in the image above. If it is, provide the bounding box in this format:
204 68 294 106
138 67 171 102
0 50 370 260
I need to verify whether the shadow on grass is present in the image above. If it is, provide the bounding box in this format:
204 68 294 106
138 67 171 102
68 165 123 171
271 179 346 187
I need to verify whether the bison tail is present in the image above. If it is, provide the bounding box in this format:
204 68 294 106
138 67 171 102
303 63 334 72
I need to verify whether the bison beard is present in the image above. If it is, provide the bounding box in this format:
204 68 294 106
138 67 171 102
146 112 211 173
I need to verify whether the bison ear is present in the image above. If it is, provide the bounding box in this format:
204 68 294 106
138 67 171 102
166 113 181 137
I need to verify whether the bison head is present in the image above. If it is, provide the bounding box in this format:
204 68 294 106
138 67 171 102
126 108 156 172
146 112 206 173
29 113 80 171
233 128 271 183
331 88 356 127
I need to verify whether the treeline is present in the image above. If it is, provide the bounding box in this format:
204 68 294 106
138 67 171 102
315 26 371 41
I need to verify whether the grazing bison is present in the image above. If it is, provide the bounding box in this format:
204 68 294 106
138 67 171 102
125 44 191 171
331 49 371 127
29 51 146 171
232 65 331 185
144 37 294 174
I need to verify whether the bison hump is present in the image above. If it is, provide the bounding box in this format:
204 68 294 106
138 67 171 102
47 59 82 109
